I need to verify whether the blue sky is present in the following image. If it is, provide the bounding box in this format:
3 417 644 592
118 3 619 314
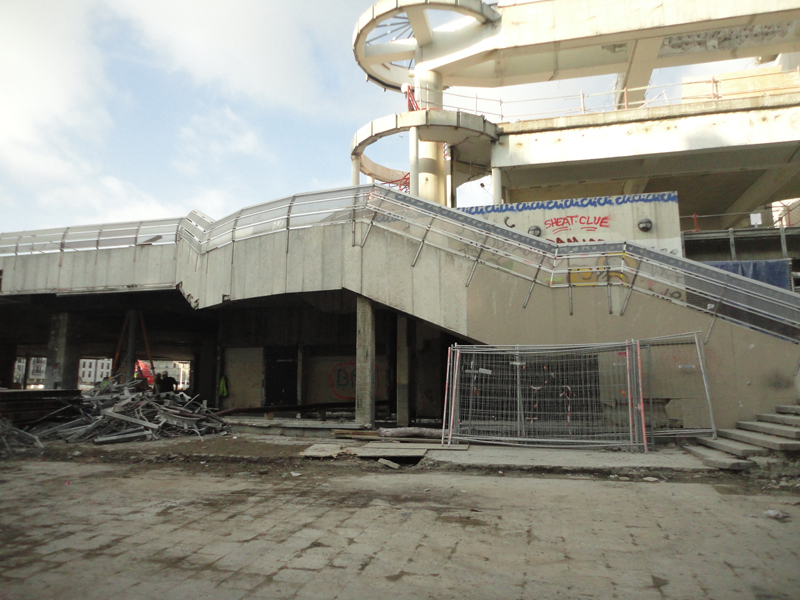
0 1 756 233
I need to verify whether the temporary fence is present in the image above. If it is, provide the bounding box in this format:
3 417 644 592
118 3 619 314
442 332 714 450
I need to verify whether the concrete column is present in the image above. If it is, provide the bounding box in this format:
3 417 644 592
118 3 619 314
195 337 217 405
296 344 304 405
409 126 420 196
415 70 446 205
124 310 137 383
492 167 503 205
44 313 80 390
0 341 16 389
396 315 410 427
351 155 360 186
355 296 376 427
22 354 31 389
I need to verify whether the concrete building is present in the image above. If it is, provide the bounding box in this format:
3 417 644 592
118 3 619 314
3 0 800 445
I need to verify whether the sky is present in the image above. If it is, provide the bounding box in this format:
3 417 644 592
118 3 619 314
0 1 759 234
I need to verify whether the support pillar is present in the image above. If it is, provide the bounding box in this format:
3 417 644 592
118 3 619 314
415 70 446 205
0 341 17 389
44 313 80 390
351 155 360 186
195 337 218 404
396 315 410 427
356 296 376 427
492 167 503 205
409 126 420 196
124 310 138 383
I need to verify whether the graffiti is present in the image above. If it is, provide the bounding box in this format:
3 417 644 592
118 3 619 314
328 362 380 401
544 215 611 234
459 192 678 216
548 237 607 244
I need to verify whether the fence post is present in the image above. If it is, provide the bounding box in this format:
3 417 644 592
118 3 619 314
448 349 461 445
694 332 718 440
441 346 452 446
636 341 648 453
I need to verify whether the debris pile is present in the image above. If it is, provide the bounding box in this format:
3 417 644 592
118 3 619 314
28 382 227 445
0 416 44 451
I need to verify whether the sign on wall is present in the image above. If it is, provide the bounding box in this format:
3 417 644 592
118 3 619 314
459 192 682 256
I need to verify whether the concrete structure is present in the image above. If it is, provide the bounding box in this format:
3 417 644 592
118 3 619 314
350 0 800 231
4 1 800 438
2 186 800 431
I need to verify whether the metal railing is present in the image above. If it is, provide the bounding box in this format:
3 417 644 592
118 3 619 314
0 219 182 257
431 68 800 122
4 184 800 344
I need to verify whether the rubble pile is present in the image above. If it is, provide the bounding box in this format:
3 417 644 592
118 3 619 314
0 416 44 451
28 382 228 445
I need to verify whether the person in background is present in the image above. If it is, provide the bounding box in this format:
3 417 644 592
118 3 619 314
154 372 162 393
160 370 178 393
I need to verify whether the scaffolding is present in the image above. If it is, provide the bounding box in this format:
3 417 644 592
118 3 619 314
443 332 715 451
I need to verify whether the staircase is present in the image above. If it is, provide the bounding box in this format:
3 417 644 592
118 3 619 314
686 403 800 470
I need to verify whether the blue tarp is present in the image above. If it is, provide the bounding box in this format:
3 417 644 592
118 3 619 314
703 259 793 290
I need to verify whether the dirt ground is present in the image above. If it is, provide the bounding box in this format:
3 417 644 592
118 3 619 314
11 433 800 496
1 440 799 600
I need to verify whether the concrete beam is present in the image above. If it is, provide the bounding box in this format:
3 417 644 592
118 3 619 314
356 296 376 427
614 37 664 109
721 149 800 227
406 7 433 47
44 313 80 390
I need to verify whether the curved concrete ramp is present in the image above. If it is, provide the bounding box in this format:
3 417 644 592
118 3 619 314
352 110 497 183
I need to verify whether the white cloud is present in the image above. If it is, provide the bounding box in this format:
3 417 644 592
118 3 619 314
174 106 270 176
0 0 111 184
104 0 373 115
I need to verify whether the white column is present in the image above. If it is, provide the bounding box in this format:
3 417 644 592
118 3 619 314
415 70 446 205
351 155 360 186
409 126 420 196
492 167 503 205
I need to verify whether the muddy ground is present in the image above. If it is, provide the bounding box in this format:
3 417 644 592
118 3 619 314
4 433 800 497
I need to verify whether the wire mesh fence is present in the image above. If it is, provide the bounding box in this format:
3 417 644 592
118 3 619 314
442 333 714 451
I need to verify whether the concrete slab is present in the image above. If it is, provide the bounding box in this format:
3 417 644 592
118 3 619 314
425 446 712 471
364 442 469 451
736 421 800 440
697 436 769 458
685 445 755 471
349 448 427 459
300 444 344 458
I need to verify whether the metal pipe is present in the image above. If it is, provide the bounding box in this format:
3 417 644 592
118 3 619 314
694 332 718 440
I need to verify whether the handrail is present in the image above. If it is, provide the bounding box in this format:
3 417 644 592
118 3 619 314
3 184 800 342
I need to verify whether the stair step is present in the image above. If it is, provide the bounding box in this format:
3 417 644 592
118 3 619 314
757 413 800 427
697 436 769 458
719 428 800 451
737 421 800 439
775 405 800 415
685 445 755 471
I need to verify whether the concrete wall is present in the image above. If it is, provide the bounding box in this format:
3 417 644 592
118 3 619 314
0 245 177 295
303 355 389 404
223 347 263 409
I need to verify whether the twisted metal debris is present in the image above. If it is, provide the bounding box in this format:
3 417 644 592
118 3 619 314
21 381 228 446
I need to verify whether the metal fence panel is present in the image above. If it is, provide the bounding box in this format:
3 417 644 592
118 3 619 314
444 333 713 450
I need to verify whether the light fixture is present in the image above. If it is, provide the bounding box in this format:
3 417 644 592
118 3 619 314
528 225 542 237
638 218 653 232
